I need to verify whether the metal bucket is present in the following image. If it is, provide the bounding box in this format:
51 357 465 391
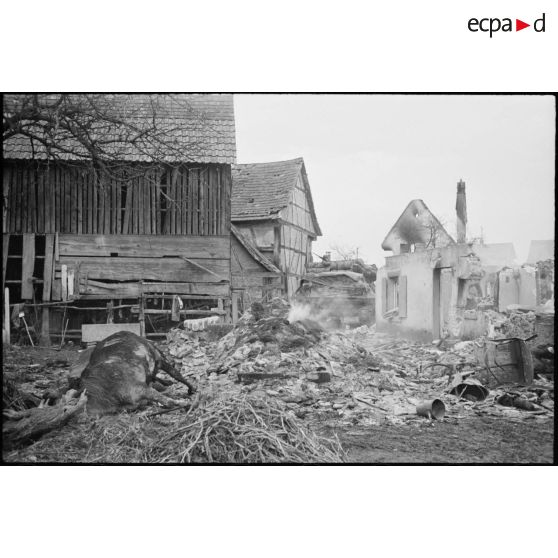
416 399 446 419
449 380 489 402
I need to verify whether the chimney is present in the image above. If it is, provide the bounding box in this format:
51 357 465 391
456 179 467 243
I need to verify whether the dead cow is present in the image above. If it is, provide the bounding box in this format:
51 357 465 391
78 331 195 415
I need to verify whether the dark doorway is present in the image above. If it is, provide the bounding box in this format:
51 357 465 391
433 268 441 339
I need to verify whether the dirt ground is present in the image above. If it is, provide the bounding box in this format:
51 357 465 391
2 343 555 464
329 418 554 463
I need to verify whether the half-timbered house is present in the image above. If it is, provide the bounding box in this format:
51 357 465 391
231 158 321 298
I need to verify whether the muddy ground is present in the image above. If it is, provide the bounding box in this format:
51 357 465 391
2 342 554 464
330 418 554 463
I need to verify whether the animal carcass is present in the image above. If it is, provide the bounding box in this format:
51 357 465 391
78 331 195 415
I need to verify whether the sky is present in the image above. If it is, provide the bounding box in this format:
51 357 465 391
234 94 555 266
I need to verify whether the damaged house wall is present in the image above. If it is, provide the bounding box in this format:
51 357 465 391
231 158 322 298
497 258 554 311
2 94 237 344
376 242 518 341
381 199 455 255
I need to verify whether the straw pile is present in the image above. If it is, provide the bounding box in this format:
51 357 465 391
156 393 345 463
4 392 346 464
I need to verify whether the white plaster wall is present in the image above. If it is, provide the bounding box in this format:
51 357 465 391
518 267 537 306
376 251 435 340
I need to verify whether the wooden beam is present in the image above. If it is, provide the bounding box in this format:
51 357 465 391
70 168 77 233
131 308 226 316
42 234 55 302
77 170 83 234
67 269 75 298
21 233 35 299
64 166 71 233
2 166 10 234
232 272 282 279
2 234 9 292
37 167 44 233
61 264 68 301
60 256 229 283
3 287 10 345
79 280 230 298
15 166 22 233
277 219 316 237
231 291 239 324
87 172 93 234
192 168 199 234
58 234 230 259
54 232 59 262
51 279 62 301
280 245 309 257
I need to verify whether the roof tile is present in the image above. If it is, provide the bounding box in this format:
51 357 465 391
3 94 236 165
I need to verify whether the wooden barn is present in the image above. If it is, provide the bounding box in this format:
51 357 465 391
2 94 236 344
231 158 321 298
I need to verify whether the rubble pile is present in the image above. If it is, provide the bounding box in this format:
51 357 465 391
484 309 536 339
161 299 554 429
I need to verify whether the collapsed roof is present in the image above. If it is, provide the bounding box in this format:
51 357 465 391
381 199 455 252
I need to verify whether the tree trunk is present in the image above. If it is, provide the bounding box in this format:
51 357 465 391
3 392 87 449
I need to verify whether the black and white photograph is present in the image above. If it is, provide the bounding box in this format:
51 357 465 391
1 2 557 557
1 93 554 464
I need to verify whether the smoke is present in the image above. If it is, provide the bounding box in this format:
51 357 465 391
398 214 425 244
288 297 374 330
288 302 313 323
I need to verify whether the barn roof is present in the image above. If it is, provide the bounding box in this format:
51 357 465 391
231 158 321 235
2 94 236 164
231 224 280 273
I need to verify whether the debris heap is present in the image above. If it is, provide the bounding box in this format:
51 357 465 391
162 298 554 428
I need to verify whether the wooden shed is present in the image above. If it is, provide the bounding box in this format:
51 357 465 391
230 224 282 320
231 158 321 298
2 94 236 344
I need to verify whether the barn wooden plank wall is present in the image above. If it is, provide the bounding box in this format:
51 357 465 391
3 162 231 236
58 234 229 259
50 234 231 300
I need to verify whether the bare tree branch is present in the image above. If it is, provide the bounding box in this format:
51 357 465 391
3 94 213 178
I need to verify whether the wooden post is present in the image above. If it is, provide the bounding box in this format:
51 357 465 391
40 234 55 346
231 292 239 325
138 283 145 337
2 234 10 293
217 298 224 324
2 167 10 234
106 300 114 324
21 233 35 299
67 268 75 299
273 225 281 268
61 264 68 301
223 298 232 324
3 287 10 345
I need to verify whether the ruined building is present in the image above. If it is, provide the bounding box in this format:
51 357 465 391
375 181 519 341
